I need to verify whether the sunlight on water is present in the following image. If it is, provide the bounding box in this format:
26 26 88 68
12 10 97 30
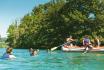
0 48 104 70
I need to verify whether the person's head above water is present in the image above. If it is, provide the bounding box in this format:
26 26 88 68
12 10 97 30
6 47 13 54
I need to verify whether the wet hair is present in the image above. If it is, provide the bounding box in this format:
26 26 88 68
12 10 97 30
6 47 13 54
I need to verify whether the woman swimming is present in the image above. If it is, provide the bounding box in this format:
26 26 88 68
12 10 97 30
2 47 16 59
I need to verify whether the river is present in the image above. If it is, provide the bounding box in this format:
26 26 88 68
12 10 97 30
0 48 104 70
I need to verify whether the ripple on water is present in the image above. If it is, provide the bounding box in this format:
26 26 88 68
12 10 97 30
0 49 104 70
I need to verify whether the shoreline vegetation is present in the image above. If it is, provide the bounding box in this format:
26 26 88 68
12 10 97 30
0 37 7 48
6 0 104 49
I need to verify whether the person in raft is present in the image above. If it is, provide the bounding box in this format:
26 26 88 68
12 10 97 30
94 37 100 48
2 47 16 59
83 35 93 52
66 35 74 47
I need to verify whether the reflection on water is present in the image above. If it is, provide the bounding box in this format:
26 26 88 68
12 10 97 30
0 49 104 70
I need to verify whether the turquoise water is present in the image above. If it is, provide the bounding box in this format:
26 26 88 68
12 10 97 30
0 48 104 70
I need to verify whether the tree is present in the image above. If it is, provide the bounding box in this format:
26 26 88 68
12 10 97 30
6 22 18 47
6 0 104 48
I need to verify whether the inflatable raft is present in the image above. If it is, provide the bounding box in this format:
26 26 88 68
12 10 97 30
62 45 104 52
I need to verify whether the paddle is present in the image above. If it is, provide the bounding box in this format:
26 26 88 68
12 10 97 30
50 43 66 51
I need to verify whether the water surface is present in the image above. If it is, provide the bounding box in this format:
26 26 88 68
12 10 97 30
0 48 104 70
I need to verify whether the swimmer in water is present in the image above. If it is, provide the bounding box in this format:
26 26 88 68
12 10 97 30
2 47 16 59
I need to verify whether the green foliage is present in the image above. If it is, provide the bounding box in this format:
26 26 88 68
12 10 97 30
0 42 7 48
6 0 104 49
0 37 7 48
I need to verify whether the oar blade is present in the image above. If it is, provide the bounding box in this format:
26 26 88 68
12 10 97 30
51 47 58 51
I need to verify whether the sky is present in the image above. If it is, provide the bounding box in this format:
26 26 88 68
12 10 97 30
0 0 50 38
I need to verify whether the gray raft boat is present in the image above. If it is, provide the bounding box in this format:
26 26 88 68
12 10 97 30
62 46 104 52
